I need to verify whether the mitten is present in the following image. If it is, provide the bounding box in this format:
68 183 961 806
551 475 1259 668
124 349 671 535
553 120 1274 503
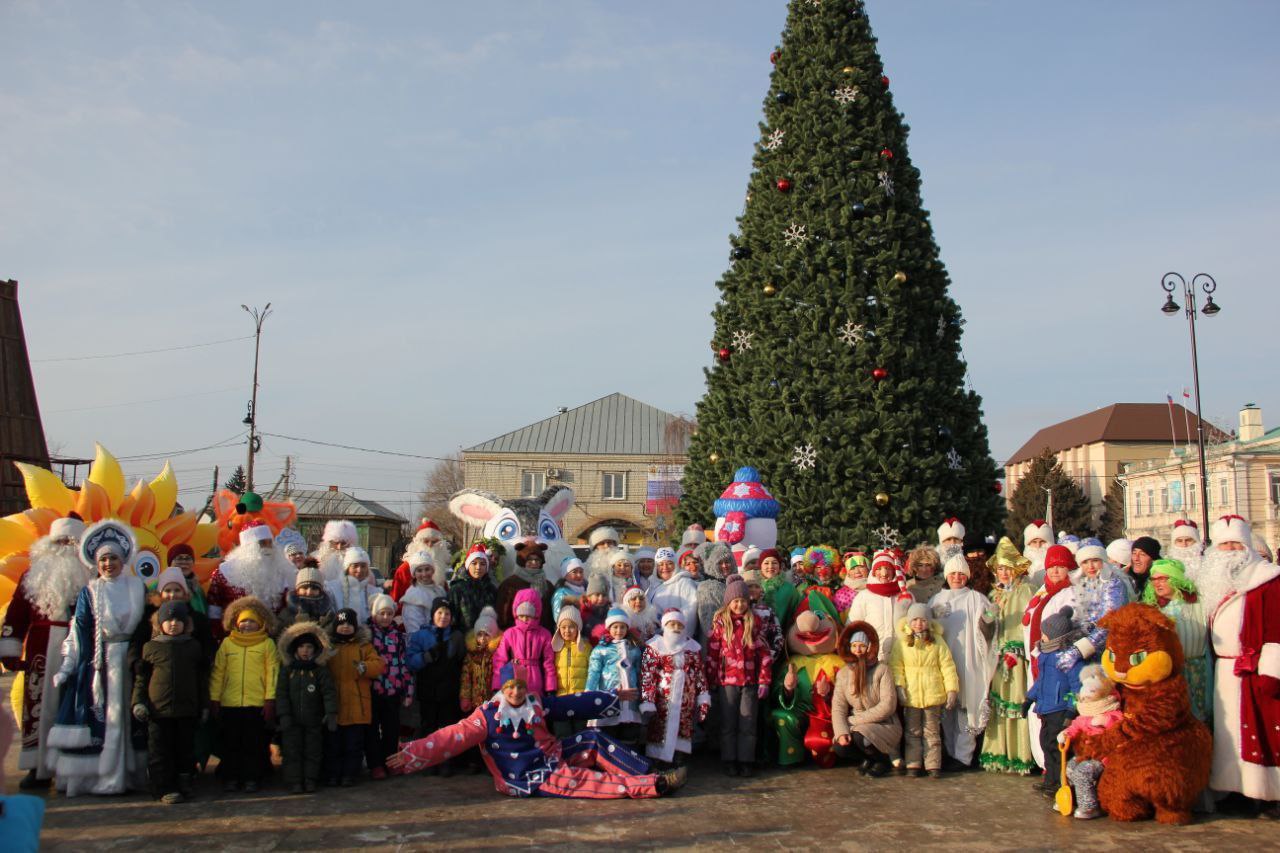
945 691 958 711
1055 647 1082 673
757 683 769 700
354 660 368 676
132 704 149 722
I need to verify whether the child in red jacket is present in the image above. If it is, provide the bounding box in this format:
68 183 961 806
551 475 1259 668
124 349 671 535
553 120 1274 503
705 575 773 777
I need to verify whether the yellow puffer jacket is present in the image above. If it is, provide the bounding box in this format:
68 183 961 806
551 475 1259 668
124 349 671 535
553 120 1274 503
327 628 386 726
889 618 959 709
210 632 279 708
555 640 591 695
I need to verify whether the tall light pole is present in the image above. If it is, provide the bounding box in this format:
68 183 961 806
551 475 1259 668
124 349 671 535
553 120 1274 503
1160 273 1221 534
242 303 272 492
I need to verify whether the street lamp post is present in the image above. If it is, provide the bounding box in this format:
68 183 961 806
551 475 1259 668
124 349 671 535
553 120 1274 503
1160 273 1221 534
242 303 272 492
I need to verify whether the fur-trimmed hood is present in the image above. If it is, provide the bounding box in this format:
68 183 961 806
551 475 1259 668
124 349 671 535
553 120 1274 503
838 619 881 663
222 595 276 635
278 619 335 665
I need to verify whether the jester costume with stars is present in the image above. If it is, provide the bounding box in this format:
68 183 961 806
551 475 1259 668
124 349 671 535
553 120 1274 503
389 689 663 798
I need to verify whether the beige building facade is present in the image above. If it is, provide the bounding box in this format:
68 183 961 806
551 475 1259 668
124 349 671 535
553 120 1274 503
1120 404 1280 552
461 394 690 545
1004 402 1226 515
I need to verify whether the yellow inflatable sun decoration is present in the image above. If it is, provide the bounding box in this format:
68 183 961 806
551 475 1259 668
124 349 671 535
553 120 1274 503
0 443 220 607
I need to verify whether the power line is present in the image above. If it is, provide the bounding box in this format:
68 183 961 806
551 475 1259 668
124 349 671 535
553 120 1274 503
116 432 248 461
32 335 253 363
260 431 450 462
45 386 242 414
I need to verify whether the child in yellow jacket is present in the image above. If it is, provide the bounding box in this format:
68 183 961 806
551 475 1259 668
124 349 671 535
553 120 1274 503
889 603 959 778
209 596 279 792
325 608 385 786
552 605 592 737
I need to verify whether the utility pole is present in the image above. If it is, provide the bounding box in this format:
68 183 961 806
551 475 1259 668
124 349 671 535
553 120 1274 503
242 303 272 492
283 455 292 497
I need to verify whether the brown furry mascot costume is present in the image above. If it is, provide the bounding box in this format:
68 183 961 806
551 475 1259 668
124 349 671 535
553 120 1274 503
1073 603 1211 824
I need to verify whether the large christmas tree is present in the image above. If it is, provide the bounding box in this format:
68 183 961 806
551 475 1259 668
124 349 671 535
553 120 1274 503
677 0 1003 549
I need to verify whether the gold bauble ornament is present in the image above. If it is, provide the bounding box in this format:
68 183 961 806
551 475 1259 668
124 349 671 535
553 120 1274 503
709 452 720 463
763 283 777 296
842 66 855 74
893 271 907 283
874 492 890 507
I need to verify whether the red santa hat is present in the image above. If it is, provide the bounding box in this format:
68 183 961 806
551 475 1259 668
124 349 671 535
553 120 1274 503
1210 514 1251 547
1171 519 1201 543
1023 519 1053 547
464 543 490 567
415 519 443 541
871 548 900 576
660 608 686 629
1044 544 1077 571
937 517 966 543
239 521 274 546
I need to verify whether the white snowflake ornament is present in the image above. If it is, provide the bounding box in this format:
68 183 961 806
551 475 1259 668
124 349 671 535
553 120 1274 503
833 86 860 105
878 171 895 197
783 222 809 247
792 444 817 471
946 448 963 471
763 129 785 151
874 524 901 549
731 329 754 351
838 321 865 347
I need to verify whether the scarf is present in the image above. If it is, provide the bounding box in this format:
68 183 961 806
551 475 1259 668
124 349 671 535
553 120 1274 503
229 627 267 648
864 581 901 598
1075 691 1121 718
1024 574 1071 649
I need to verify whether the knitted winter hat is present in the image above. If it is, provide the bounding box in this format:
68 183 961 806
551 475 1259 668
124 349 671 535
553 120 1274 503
556 605 583 630
1044 544 1077 571
724 573 748 603
1106 538 1133 566
1040 606 1077 643
295 566 324 589
605 607 630 629
942 553 970 579
343 547 370 568
430 597 453 618
236 606 265 626
335 608 359 629
472 605 499 637
906 602 929 623
513 588 540 619
157 600 189 623
155 566 188 593
370 594 396 616
758 548 781 566
167 543 194 561
1130 536 1162 561
585 574 609 596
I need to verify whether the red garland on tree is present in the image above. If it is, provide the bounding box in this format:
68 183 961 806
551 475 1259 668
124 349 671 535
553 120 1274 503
776 178 792 192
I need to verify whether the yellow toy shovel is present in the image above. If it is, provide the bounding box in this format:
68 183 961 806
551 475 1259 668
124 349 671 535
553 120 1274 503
1056 740 1074 816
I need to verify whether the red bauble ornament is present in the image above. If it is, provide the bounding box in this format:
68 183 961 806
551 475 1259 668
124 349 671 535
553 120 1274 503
881 74 890 87
872 368 889 381
880 148 894 159
993 481 1003 494
718 348 732 363
776 178 792 193
770 50 781 65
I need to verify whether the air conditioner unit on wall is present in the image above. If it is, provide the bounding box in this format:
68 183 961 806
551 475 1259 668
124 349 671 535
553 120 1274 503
546 468 561 479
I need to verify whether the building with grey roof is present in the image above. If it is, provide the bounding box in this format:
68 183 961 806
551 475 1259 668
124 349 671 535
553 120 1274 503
462 393 692 544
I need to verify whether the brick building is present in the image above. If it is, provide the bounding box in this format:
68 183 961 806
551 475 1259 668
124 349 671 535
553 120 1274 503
462 393 692 545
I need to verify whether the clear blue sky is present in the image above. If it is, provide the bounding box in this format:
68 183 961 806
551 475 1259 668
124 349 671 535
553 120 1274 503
4 1 1277 515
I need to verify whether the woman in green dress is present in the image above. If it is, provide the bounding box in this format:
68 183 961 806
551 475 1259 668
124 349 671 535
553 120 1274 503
979 537 1036 774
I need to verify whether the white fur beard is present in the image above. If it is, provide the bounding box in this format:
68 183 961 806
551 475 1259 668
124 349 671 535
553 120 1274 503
1195 549 1254 605
400 540 451 573
585 550 614 575
224 545 291 602
313 545 347 582
1024 545 1048 565
1168 545 1203 564
23 540 90 618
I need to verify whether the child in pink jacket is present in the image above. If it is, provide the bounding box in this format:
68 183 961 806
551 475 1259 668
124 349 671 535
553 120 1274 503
491 588 557 697
1058 664 1124 820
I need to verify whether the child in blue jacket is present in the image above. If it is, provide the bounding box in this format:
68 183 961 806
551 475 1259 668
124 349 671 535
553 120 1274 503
1024 606 1085 797
586 608 644 744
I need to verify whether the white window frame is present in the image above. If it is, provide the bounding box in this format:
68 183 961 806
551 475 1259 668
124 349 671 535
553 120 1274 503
1187 482 1197 510
601 471 627 501
521 470 546 498
1219 477 1230 508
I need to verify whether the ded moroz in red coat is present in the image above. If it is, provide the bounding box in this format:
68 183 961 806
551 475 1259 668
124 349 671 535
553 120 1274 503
639 633 710 763
1209 553 1280 800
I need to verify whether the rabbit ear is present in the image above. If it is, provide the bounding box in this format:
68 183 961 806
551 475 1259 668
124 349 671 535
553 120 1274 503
540 486 574 523
448 489 505 526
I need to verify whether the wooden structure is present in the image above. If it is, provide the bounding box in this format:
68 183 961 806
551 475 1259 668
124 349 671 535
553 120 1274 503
0 280 50 514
